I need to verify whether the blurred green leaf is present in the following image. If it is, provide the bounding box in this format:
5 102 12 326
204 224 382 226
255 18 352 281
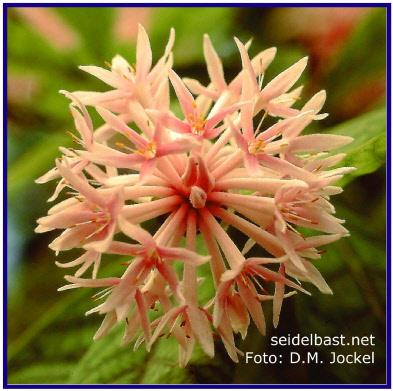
326 107 386 186
7 131 72 197
149 7 237 66
55 7 115 62
328 8 386 89
8 363 76 385
324 8 386 118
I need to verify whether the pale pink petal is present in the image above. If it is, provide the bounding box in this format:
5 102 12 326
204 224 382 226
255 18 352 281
135 289 151 344
240 71 256 141
260 57 308 102
228 294 249 339
79 66 128 90
158 246 210 266
296 234 343 251
289 134 353 153
228 119 248 152
264 103 300 118
96 106 148 149
136 24 152 81
230 47 277 92
237 279 266 334
37 207 95 229
93 311 118 340
301 90 327 116
117 215 156 248
203 34 226 91
205 101 244 130
121 308 142 346
148 27 175 82
257 154 320 184
183 78 219 100
273 264 285 328
234 38 259 92
285 259 333 294
156 261 180 294
146 110 191 134
169 69 195 117
186 306 214 357
244 154 262 177
156 136 201 157
83 222 116 253
149 306 185 347
63 275 120 288
55 160 107 208
212 279 233 327
138 158 157 185
78 150 145 169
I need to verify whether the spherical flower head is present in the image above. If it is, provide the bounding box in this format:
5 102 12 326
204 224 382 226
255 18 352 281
36 25 355 366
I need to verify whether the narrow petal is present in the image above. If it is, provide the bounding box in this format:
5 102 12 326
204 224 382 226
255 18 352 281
186 306 214 357
234 38 259 92
228 119 248 152
93 311 118 340
135 289 151 344
55 160 107 208
260 57 308 102
273 264 285 328
64 275 120 288
237 279 266 334
96 106 148 150
169 69 195 117
289 134 353 153
79 66 128 90
78 149 145 169
118 215 156 248
138 158 157 185
149 306 185 348
156 136 201 157
136 24 152 81
158 246 210 266
204 34 226 91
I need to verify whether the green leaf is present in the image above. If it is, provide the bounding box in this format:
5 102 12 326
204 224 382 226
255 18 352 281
324 8 387 117
8 363 77 385
328 8 386 89
55 7 115 62
326 107 386 186
7 130 72 197
67 326 214 384
149 7 237 66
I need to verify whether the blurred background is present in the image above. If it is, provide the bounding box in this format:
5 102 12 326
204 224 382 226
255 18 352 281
7 6 387 385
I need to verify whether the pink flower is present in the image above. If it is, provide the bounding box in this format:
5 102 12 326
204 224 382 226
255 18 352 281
37 27 354 366
72 25 175 112
36 158 124 253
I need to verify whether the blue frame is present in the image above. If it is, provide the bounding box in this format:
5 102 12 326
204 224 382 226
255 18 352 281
4 2 392 389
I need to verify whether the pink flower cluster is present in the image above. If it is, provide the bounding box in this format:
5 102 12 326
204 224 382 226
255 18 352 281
36 26 354 366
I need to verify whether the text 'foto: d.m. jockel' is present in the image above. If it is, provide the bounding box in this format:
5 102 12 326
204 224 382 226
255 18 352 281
36 25 355 367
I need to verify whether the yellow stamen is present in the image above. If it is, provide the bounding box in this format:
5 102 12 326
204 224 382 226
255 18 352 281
248 139 265 156
137 142 158 159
